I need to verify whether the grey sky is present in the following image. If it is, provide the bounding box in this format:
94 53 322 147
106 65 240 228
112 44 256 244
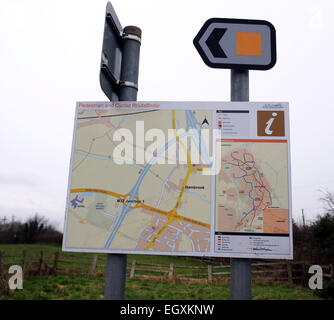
0 0 333 230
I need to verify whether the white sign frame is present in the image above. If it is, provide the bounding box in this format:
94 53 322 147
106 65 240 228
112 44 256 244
62 101 293 259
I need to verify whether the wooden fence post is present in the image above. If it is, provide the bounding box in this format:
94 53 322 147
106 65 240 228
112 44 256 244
208 265 212 284
39 250 44 276
168 264 174 281
90 255 98 275
22 249 27 274
330 264 334 281
287 261 293 284
0 251 3 276
130 260 136 279
53 252 59 274
302 262 307 286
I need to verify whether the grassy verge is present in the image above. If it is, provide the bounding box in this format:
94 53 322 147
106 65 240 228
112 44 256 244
0 274 321 300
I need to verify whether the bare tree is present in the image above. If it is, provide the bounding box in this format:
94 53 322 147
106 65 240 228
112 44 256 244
319 189 334 215
21 214 48 243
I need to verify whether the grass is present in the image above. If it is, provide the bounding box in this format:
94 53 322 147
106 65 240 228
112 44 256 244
0 274 322 300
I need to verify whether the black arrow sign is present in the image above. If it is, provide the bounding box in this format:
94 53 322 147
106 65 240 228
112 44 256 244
205 28 227 58
193 18 277 70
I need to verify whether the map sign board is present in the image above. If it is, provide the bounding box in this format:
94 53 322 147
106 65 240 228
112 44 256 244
63 102 292 259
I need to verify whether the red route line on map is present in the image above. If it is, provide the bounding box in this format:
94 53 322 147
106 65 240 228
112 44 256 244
229 149 272 228
242 151 273 226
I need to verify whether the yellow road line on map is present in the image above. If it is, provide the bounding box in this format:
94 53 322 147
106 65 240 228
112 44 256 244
172 110 192 212
145 216 174 250
140 203 171 216
72 187 210 227
70 188 125 200
191 167 203 171
179 216 210 229
140 203 209 228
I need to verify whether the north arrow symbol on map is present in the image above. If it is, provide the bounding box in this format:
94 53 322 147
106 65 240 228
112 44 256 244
202 117 209 126
193 18 276 70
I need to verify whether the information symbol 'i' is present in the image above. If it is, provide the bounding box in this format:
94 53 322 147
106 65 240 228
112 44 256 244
257 110 285 137
265 112 277 135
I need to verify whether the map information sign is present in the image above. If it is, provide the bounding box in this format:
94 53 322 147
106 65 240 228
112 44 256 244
63 102 292 259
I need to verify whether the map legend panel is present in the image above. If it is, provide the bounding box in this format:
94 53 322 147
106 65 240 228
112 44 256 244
215 234 231 251
214 232 290 256
216 110 249 136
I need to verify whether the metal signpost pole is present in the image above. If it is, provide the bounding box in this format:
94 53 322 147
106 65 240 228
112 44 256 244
118 26 141 101
104 25 142 300
230 69 251 300
194 17 277 301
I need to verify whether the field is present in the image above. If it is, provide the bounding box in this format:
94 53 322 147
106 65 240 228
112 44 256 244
1 274 321 300
0 244 323 300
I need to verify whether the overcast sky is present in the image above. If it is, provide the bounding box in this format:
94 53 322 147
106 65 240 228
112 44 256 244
0 0 333 230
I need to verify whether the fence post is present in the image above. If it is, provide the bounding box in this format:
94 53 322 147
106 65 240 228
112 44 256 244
39 250 44 276
208 265 213 284
53 252 59 275
0 251 3 276
287 261 293 284
330 264 334 281
22 249 27 274
168 264 174 281
130 260 136 279
302 262 307 286
91 255 98 275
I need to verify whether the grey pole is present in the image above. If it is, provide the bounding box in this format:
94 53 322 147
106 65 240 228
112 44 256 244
104 25 142 300
231 69 249 101
230 69 251 300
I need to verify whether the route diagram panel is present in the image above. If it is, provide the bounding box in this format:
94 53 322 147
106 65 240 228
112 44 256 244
63 102 292 259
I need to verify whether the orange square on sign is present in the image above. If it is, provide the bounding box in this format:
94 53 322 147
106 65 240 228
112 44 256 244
236 32 262 56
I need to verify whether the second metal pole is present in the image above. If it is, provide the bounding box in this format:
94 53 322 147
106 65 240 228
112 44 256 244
230 69 251 300
104 25 141 300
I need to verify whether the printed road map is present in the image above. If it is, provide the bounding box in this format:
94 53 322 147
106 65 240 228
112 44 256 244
65 105 212 254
